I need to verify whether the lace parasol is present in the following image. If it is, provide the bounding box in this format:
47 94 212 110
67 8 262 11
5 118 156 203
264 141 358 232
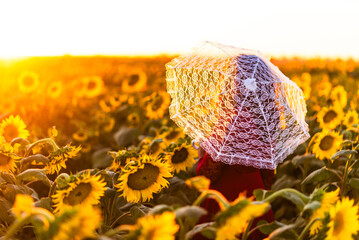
165 42 310 170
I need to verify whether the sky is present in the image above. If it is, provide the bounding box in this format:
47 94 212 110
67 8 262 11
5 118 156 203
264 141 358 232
0 0 358 59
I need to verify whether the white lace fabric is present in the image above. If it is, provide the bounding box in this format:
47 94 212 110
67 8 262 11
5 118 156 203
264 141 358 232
166 42 310 170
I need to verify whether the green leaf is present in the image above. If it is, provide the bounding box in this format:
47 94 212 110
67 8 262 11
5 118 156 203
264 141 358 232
278 191 305 210
175 206 207 227
185 222 216 240
0 197 12 222
301 167 333 185
34 197 52 212
149 204 173 215
0 172 16 184
349 178 359 189
2 184 37 202
20 154 49 170
253 189 271 201
292 154 316 165
266 223 298 240
130 205 146 220
302 201 321 217
331 150 357 160
91 148 113 169
257 220 284 235
272 175 299 191
17 169 52 187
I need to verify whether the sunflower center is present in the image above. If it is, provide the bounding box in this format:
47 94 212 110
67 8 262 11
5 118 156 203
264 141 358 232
0 153 11 166
3 124 19 142
127 163 160 190
87 80 97 90
128 74 139 86
151 97 164 111
348 116 354 124
171 148 189 164
337 93 341 100
332 211 345 236
64 182 93 206
323 110 337 123
165 131 179 140
319 136 334 151
23 76 34 86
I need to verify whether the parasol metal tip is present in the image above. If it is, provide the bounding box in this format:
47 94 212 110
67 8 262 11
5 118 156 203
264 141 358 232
191 140 199 150
243 77 257 91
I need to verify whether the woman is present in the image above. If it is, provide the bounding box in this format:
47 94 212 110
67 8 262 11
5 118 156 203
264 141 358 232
194 54 279 240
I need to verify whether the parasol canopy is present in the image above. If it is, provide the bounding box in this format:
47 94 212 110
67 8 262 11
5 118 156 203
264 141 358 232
165 42 310 170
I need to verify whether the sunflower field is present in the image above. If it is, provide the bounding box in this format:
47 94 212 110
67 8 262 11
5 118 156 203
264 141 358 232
0 56 358 240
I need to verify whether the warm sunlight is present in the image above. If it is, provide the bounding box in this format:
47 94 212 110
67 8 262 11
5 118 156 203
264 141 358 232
1 0 358 58
0 1 359 240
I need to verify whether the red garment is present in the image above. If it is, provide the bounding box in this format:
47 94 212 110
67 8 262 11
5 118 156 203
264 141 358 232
194 153 274 240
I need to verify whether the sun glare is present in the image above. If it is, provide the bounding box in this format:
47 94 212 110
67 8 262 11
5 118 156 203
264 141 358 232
0 0 358 59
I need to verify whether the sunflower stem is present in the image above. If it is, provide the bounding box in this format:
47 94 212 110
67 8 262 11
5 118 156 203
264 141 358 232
341 153 355 197
104 224 136 237
306 132 320 155
48 181 57 198
5 216 32 240
178 218 186 240
193 189 230 209
110 212 131 228
245 221 274 238
297 217 321 240
241 219 253 240
263 188 310 204
25 138 60 157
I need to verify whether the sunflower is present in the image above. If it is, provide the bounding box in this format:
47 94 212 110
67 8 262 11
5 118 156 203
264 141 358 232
122 68 147 93
140 138 164 157
128 212 179 240
52 205 102 240
81 76 104 98
80 143 92 153
317 75 332 97
52 171 107 213
293 75 311 100
127 112 140 125
0 149 17 173
344 110 359 128
47 81 63 99
312 130 343 160
158 128 185 145
310 188 340 235
18 71 40 93
146 92 171 120
46 144 82 174
102 117 116 132
116 154 173 203
12 194 34 217
99 99 113 112
109 94 124 108
0 115 30 142
0 98 16 114
72 129 88 142
350 89 359 110
215 195 269 240
331 85 348 108
325 197 359 240
317 106 344 130
12 194 54 226
164 143 197 173
109 150 139 172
